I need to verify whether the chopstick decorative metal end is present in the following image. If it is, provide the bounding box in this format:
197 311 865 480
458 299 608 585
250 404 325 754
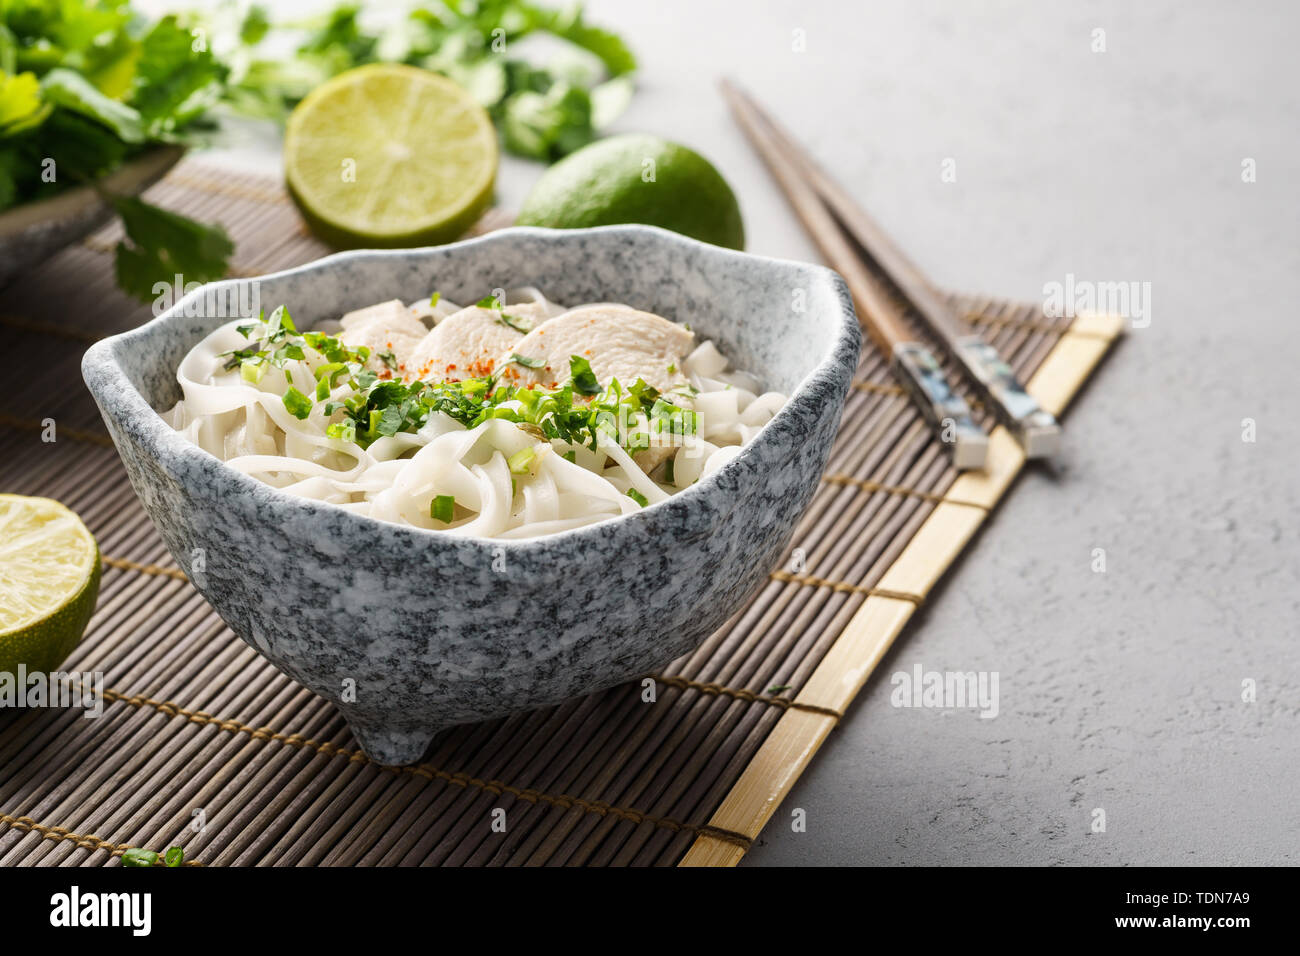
892 343 989 471
951 337 1061 459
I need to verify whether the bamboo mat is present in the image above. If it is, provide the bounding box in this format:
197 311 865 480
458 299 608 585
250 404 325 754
0 159 1123 866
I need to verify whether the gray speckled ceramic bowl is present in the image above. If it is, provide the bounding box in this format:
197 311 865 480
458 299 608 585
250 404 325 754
82 226 860 765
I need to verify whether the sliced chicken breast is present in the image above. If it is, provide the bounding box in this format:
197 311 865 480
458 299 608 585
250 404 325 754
495 305 696 475
406 302 552 383
337 299 430 375
495 304 695 393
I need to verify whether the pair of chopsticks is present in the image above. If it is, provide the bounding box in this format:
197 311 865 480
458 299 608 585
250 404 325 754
721 79 1061 470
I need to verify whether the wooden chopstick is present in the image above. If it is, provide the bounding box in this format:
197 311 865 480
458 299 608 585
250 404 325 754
722 79 1061 461
719 80 910 356
720 78 988 470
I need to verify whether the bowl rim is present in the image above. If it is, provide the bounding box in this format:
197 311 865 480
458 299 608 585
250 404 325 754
83 224 861 554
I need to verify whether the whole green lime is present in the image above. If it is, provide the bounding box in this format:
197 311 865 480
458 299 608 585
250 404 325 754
516 134 744 249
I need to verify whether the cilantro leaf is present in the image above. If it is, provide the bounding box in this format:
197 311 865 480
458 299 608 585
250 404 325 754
131 16 229 139
112 196 234 301
569 356 601 395
0 70 50 136
40 68 144 143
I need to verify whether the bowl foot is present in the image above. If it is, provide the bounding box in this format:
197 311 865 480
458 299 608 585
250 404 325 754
345 717 438 767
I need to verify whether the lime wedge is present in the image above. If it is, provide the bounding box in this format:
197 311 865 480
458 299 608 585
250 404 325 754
285 64 498 249
0 495 100 677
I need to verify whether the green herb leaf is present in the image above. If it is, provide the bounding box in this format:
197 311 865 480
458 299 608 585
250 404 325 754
40 68 144 143
569 355 600 395
508 353 544 369
0 70 50 137
112 197 234 302
626 488 648 507
240 6 271 46
131 17 229 138
121 848 160 867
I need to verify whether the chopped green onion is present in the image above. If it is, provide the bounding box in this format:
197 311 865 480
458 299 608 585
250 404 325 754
282 386 312 420
326 421 356 443
431 494 455 523
507 446 537 475
430 291 441 308
240 358 266 383
663 458 674 484
626 488 649 507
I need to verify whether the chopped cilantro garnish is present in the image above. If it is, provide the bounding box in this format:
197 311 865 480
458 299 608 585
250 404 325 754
626 488 649 507
122 844 184 868
476 294 534 333
378 350 399 372
570 356 601 395
509 353 545 369
498 312 534 333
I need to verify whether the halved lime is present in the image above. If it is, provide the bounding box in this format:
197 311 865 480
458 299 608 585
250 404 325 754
0 495 100 677
284 64 498 249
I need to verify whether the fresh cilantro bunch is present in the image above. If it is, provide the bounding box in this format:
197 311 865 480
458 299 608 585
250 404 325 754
224 1 636 161
0 1 234 299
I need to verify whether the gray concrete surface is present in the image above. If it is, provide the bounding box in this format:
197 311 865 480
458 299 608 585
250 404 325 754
181 0 1299 864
